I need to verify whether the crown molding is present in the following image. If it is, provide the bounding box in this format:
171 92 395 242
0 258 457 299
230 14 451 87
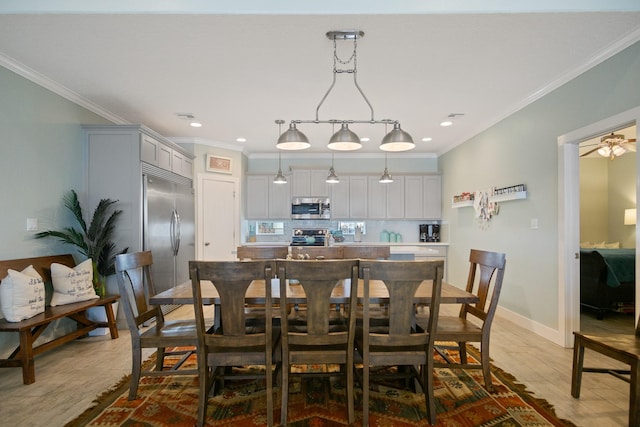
0 52 129 124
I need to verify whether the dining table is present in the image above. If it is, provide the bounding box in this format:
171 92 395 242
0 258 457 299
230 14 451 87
150 279 479 306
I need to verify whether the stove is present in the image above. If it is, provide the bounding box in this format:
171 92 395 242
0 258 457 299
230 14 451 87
290 228 328 246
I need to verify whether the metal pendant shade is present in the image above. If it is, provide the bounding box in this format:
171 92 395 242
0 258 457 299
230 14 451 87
276 123 310 150
326 166 340 183
380 122 415 152
275 30 414 152
327 123 362 151
379 168 393 183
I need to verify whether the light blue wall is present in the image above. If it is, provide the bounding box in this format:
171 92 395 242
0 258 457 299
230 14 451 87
0 66 111 260
440 41 640 329
0 66 110 355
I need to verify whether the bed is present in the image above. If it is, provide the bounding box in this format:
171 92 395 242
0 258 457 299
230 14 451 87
580 248 635 319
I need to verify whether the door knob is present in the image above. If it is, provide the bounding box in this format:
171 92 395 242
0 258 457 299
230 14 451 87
204 242 210 246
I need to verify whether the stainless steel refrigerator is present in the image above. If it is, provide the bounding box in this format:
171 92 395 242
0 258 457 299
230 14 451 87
143 173 195 302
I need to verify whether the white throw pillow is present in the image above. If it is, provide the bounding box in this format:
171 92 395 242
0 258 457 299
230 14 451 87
0 265 45 322
50 258 99 306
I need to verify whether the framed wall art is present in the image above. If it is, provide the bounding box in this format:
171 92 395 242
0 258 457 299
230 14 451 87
206 154 232 174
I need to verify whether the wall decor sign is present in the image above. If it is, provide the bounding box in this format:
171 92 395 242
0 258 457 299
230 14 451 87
206 155 232 174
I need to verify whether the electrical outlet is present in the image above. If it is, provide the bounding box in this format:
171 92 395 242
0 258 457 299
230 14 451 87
26 218 38 231
530 218 539 230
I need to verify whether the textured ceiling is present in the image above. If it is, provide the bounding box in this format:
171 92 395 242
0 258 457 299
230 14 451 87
1 8 639 157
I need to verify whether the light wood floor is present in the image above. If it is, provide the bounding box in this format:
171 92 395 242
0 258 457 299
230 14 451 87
0 305 633 426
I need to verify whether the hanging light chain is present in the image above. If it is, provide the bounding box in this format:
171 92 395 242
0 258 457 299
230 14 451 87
333 36 357 74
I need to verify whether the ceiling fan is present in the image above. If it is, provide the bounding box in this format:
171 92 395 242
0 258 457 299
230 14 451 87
580 133 636 160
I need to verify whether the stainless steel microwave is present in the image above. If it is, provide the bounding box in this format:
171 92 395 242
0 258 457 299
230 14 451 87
291 197 331 220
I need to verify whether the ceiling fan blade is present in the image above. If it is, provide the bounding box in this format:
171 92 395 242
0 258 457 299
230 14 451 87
580 146 601 157
621 142 636 152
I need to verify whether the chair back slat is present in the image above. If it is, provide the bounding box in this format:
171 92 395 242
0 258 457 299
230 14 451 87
461 249 506 325
189 260 272 340
277 259 359 338
115 251 163 333
237 246 288 260
360 260 444 342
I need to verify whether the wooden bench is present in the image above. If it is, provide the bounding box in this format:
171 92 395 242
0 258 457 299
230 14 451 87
0 254 120 384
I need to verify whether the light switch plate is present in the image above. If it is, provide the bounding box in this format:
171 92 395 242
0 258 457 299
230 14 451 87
530 218 539 229
27 218 38 231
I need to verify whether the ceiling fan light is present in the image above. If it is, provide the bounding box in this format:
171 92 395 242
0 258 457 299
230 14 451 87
612 145 626 156
380 123 415 152
276 123 311 150
327 123 362 151
597 146 611 157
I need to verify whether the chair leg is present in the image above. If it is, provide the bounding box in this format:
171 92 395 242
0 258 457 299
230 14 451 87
363 355 370 427
281 362 289 426
129 346 142 400
266 359 273 427
424 359 436 425
458 342 467 364
480 338 493 392
196 357 210 427
347 355 354 424
156 347 166 371
571 337 585 398
630 360 639 427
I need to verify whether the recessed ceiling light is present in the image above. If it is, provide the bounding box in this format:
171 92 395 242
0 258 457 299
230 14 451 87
440 121 453 127
236 137 247 143
421 137 433 142
189 122 202 128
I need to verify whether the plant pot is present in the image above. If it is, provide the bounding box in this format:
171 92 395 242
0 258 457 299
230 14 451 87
86 301 119 336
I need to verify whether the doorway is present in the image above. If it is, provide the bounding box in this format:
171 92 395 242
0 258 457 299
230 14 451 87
558 106 640 347
196 173 240 261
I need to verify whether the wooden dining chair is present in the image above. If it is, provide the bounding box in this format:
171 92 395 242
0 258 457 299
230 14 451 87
356 259 444 426
431 249 506 392
343 245 390 260
276 259 360 426
189 260 280 427
571 319 640 426
115 251 198 400
236 245 288 260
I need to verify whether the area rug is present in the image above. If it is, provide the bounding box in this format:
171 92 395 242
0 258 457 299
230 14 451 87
67 346 576 426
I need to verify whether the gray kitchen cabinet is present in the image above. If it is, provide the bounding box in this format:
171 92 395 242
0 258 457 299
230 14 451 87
386 176 405 219
404 175 424 219
140 132 192 179
246 175 291 219
330 178 349 219
423 175 442 219
82 124 195 305
367 176 386 219
404 175 442 219
348 176 368 219
268 178 291 218
367 175 404 219
246 176 269 219
291 169 329 197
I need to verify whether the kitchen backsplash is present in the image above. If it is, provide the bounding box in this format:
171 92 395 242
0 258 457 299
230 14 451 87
243 219 443 244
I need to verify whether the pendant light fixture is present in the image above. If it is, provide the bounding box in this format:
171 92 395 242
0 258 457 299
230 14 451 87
273 120 288 184
326 152 340 183
379 153 393 183
277 30 414 152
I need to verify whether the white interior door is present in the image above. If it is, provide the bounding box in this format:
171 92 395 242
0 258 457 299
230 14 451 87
198 174 240 261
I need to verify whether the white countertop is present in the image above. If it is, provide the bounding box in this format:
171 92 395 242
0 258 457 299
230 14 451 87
241 242 448 247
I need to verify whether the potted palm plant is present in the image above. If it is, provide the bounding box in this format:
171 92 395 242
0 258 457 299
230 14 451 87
35 189 128 296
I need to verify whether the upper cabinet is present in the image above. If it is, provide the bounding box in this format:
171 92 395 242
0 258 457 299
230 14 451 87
245 169 441 220
291 169 329 197
246 175 291 219
139 131 193 179
404 175 442 219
